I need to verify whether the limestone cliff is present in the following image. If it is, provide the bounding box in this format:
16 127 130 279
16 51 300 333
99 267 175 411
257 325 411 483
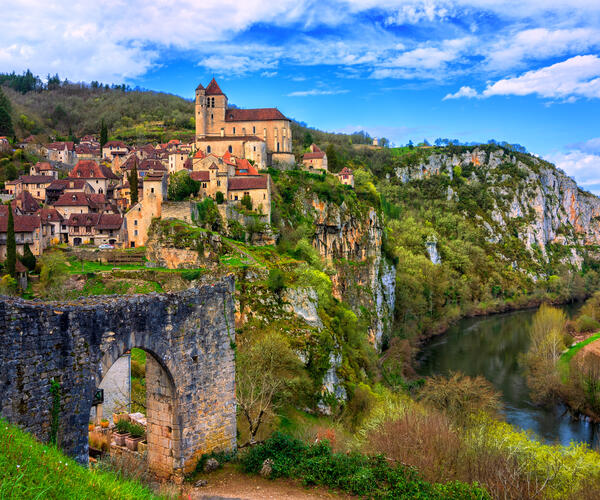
395 147 600 268
303 193 396 348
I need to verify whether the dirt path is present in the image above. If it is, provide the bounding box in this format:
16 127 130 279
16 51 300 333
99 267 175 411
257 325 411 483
189 465 352 500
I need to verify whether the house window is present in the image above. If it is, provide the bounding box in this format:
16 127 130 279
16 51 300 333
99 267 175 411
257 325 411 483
211 113 214 120
277 142 280 152
233 127 236 134
234 195 238 200
151 187 154 193
263 193 266 199
134 230 138 236
217 180 221 187
207 145 211 153
253 126 256 134
228 145 232 153
134 220 138 226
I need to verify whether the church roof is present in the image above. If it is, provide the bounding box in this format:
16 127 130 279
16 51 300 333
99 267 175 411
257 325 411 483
206 78 224 95
196 83 205 91
225 108 288 122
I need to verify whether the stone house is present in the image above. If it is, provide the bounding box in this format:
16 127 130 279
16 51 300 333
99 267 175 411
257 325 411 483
0 136 10 152
45 179 93 205
302 144 328 172
39 207 67 244
336 167 355 188
195 78 293 166
69 160 119 196
0 206 49 258
12 191 40 214
102 140 129 161
228 176 271 220
29 162 59 179
53 192 113 218
7 175 53 201
45 141 75 164
124 172 167 248
168 151 190 174
66 213 124 247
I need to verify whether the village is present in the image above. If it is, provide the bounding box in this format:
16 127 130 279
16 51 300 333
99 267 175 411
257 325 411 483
0 79 355 266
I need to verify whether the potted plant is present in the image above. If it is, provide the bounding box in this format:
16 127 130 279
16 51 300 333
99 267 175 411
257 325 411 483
100 419 109 429
125 423 145 451
113 419 130 447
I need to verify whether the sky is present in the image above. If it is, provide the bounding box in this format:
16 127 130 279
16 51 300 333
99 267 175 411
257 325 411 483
2 1 600 191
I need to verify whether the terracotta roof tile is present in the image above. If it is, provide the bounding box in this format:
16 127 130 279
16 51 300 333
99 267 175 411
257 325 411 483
225 108 288 122
205 78 224 95
228 175 268 191
190 171 210 182
69 160 119 180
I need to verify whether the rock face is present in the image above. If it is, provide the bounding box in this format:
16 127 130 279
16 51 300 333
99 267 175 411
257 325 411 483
307 195 396 348
0 279 236 477
395 147 600 266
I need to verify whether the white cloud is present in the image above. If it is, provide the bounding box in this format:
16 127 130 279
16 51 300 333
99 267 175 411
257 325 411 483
547 150 600 194
287 89 349 97
197 55 277 76
482 55 600 99
443 85 479 100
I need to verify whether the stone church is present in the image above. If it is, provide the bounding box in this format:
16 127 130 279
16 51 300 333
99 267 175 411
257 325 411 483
195 79 295 168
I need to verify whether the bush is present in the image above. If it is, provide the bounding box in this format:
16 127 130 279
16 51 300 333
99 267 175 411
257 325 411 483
241 432 489 499
196 197 222 231
181 269 203 281
215 191 224 204
576 315 600 333
267 269 285 294
168 170 199 201
241 194 252 211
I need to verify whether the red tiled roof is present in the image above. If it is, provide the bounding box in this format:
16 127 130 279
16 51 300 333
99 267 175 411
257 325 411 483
235 159 258 175
46 141 74 151
0 207 41 233
67 213 99 227
75 144 100 155
70 160 119 180
32 161 54 171
190 171 210 182
144 172 165 181
19 175 53 184
13 191 40 213
205 78 224 95
168 139 180 144
303 151 325 160
193 150 205 159
54 191 104 208
39 207 63 222
96 213 123 230
197 135 264 142
103 140 128 149
225 108 288 122
209 162 218 170
339 167 353 175
228 176 268 191
47 179 88 191
196 83 205 91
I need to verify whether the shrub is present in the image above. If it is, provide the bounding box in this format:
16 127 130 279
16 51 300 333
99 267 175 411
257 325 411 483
168 170 199 201
215 191 224 204
267 269 285 294
0 274 17 295
576 315 600 333
127 423 145 439
181 269 203 281
115 419 130 434
241 193 252 210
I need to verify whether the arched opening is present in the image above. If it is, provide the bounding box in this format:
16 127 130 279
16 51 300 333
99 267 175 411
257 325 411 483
89 347 181 478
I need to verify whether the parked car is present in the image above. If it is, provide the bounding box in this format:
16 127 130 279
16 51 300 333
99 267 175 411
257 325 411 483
98 243 114 250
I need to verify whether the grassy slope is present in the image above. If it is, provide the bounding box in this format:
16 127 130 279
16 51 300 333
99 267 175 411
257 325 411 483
558 332 600 381
0 419 160 500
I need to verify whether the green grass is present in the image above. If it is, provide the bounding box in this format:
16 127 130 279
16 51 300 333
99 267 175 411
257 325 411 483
0 419 161 499
558 331 600 381
130 348 147 365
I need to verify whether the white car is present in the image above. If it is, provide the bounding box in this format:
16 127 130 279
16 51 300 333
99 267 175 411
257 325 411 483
98 244 114 250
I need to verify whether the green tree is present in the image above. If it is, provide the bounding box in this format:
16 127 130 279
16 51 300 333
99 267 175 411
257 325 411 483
325 144 339 172
241 194 252 211
99 119 108 149
6 206 16 277
0 88 14 136
168 170 199 201
19 243 36 271
39 251 69 299
215 191 224 204
303 131 313 148
128 164 139 205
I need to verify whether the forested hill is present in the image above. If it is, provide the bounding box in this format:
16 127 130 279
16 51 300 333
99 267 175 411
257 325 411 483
0 71 195 143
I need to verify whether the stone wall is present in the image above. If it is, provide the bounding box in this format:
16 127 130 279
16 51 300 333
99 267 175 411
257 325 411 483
0 277 236 476
161 201 198 224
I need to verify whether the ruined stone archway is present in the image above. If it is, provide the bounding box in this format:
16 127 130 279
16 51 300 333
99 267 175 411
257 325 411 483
0 277 236 476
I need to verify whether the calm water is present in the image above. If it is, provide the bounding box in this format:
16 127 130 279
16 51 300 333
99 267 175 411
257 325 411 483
417 306 600 449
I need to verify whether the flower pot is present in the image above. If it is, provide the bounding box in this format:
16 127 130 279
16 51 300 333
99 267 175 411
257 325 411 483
113 432 130 447
137 440 148 454
125 435 144 451
89 446 104 459
100 420 109 429
88 424 95 432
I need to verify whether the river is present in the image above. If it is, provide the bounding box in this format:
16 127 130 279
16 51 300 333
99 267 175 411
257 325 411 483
417 305 600 449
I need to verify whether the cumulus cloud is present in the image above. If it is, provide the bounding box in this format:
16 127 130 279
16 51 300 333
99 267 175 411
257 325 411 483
566 137 600 154
482 55 600 99
443 85 479 100
547 150 600 194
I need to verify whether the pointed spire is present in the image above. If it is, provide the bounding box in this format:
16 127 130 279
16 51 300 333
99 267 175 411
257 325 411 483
205 78 224 95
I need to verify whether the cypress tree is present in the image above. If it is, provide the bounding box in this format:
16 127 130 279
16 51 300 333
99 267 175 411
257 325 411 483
129 163 139 205
100 119 108 149
0 88 14 137
20 243 36 271
6 206 16 277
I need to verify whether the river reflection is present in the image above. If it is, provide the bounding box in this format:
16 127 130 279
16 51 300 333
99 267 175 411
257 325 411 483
417 306 600 449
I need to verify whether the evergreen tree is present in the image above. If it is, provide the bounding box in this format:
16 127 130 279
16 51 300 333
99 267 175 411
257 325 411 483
0 88 14 137
100 119 108 149
19 243 36 271
303 131 313 149
6 206 16 277
325 144 339 172
128 163 139 205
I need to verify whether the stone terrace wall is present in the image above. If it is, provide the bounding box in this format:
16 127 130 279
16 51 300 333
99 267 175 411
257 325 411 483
161 201 198 224
0 277 236 475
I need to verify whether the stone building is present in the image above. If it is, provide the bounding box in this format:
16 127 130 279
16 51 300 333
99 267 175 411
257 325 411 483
195 78 294 166
302 144 328 171
5 175 54 201
0 206 50 258
29 161 58 179
45 141 75 164
336 167 355 188
69 160 119 196
124 172 167 248
228 176 271 220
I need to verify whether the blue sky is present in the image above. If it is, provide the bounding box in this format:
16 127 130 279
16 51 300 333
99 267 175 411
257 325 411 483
2 1 600 191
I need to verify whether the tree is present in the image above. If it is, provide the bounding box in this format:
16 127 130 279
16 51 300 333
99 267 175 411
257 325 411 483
6 206 16 277
38 251 69 299
325 144 339 172
167 170 199 201
99 119 108 150
215 191 224 204
128 163 139 205
241 194 252 211
303 131 313 149
236 332 307 444
0 88 14 137
19 243 36 271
